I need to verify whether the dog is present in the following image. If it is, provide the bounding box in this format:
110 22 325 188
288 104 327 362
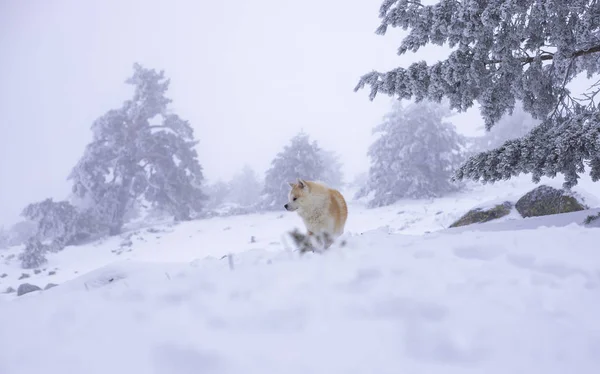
284 178 348 250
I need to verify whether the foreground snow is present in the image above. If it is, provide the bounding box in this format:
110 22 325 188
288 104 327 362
1 176 599 373
1 222 600 374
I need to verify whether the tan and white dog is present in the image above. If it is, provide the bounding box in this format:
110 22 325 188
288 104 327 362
284 178 348 250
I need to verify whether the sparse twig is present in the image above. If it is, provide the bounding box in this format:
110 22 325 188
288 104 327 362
288 228 316 254
583 212 600 225
287 229 336 254
227 253 234 271
551 58 575 119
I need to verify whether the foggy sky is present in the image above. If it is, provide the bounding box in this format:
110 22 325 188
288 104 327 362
0 0 485 227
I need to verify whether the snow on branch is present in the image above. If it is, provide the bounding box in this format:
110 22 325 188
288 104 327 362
356 0 600 187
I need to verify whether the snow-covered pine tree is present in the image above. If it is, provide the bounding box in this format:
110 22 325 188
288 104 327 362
319 149 345 189
21 198 98 251
69 63 207 235
18 238 48 269
262 131 326 210
228 164 263 208
358 100 466 207
355 0 600 188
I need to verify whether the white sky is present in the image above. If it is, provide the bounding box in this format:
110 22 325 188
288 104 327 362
0 0 487 227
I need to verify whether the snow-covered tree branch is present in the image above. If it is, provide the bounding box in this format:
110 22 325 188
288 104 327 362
356 0 600 188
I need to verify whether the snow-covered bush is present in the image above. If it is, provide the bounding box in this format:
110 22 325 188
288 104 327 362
18 238 48 269
21 198 99 248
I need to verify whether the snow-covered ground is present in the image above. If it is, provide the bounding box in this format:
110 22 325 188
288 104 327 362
1 175 600 374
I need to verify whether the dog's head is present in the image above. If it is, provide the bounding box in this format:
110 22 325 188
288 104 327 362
284 178 310 212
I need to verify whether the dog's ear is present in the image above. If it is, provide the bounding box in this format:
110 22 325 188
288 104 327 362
288 181 296 187
297 178 308 189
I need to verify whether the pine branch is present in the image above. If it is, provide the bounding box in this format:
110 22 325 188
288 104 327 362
485 45 600 65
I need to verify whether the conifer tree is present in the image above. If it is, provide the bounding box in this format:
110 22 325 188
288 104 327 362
21 198 100 251
69 63 207 234
262 132 326 210
358 100 465 207
355 0 600 188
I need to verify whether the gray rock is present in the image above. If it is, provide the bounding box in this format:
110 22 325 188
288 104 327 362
44 283 58 290
515 185 585 218
4 286 15 294
449 202 513 228
18 273 30 280
48 270 56 276
0 273 7 278
17 283 41 296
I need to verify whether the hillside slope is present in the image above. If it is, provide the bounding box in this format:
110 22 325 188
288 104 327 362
1 221 599 374
2 175 598 293
1 175 600 373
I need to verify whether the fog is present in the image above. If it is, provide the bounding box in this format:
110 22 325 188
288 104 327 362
0 0 485 226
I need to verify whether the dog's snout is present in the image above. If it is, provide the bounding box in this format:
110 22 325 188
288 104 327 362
284 203 289 210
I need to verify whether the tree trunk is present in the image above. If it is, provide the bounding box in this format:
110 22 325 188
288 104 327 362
107 178 132 236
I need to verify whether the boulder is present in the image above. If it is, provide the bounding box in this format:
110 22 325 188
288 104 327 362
515 185 585 218
44 283 58 290
449 202 512 228
17 283 41 296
